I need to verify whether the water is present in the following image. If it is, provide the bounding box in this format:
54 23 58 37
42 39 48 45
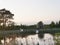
1 33 55 45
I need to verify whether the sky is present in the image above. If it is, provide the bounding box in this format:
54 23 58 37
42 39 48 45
0 0 60 25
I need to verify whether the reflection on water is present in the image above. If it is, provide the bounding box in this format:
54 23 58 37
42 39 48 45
1 33 55 45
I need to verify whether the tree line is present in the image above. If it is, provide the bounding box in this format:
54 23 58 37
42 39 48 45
18 21 60 29
0 8 60 30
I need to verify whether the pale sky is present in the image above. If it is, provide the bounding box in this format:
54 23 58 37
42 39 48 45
0 0 60 25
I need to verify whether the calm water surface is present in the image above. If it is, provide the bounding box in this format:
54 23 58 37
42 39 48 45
1 33 55 45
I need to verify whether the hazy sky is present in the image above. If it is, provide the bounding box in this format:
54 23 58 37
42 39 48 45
0 0 60 25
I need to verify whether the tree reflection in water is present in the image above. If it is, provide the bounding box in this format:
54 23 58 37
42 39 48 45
1 33 55 45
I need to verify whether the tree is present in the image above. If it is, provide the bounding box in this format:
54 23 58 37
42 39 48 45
7 21 15 26
58 21 60 27
55 22 59 28
37 21 44 29
50 21 55 28
0 8 14 29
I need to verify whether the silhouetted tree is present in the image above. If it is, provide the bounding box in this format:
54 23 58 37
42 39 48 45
7 21 15 26
0 8 14 30
50 21 55 28
55 22 59 28
37 21 44 29
58 21 60 27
